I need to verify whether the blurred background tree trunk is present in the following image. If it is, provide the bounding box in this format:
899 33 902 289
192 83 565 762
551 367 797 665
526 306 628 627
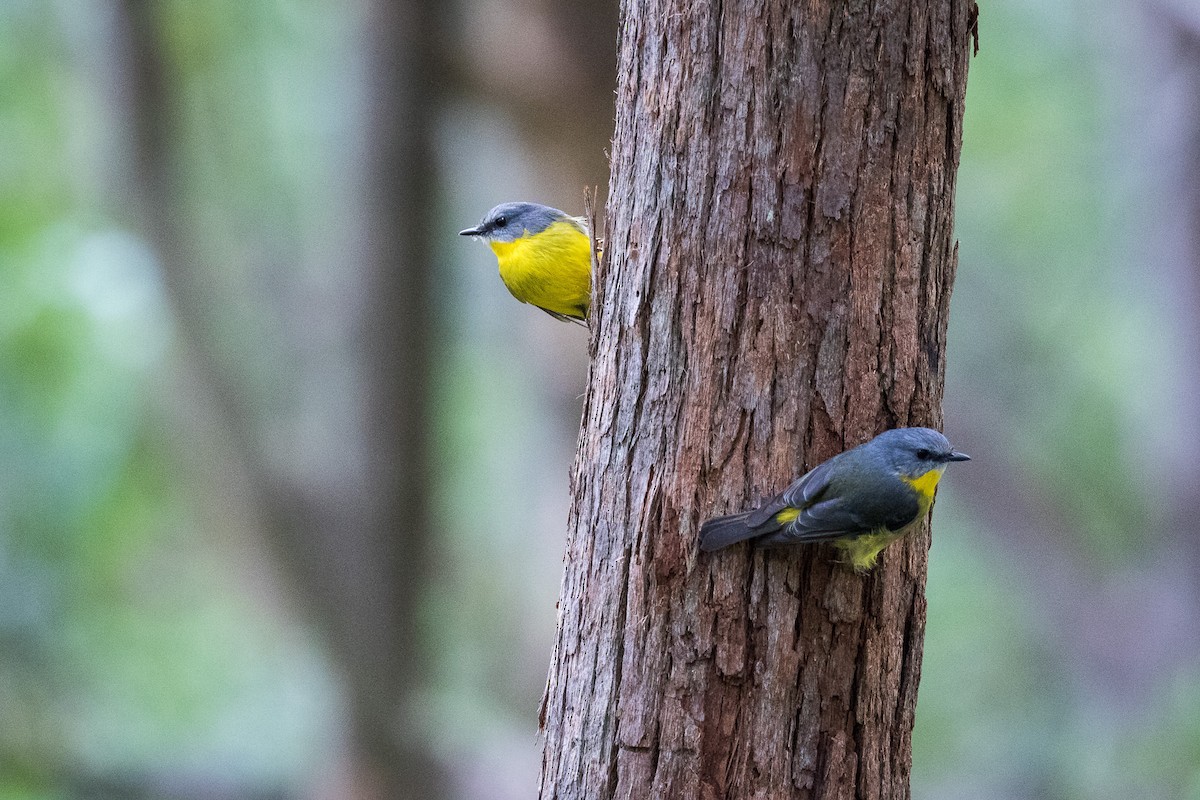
116 1 445 798
539 1 974 797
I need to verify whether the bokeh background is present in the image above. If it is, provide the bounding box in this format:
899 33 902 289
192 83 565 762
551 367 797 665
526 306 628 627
3 0 1200 798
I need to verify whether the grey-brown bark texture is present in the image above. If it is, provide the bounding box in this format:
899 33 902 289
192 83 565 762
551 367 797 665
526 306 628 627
539 2 974 799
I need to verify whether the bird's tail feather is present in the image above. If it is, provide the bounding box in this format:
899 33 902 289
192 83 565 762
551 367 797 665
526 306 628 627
699 511 769 552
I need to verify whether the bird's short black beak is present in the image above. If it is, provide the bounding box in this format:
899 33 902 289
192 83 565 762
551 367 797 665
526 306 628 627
459 225 484 237
944 450 971 462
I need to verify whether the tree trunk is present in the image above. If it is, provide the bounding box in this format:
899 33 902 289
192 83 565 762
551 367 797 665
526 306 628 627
539 2 974 798
339 1 444 796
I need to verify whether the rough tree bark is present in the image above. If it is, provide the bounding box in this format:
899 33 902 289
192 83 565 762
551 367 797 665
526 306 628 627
540 2 974 799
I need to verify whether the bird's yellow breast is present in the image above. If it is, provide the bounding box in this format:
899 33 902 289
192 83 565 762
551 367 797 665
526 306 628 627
488 220 592 319
902 467 945 507
834 532 903 572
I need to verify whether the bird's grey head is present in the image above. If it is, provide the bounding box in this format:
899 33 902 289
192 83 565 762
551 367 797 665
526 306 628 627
869 427 970 476
459 202 567 243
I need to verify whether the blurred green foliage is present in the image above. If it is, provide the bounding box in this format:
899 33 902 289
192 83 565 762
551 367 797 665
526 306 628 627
2 0 1197 798
946 0 1147 558
0 3 336 797
918 2 1200 799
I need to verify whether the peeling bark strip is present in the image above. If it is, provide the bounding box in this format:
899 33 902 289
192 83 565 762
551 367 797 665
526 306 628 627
540 2 972 799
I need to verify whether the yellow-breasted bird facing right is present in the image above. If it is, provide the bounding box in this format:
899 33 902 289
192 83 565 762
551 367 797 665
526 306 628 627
699 427 970 571
460 202 592 324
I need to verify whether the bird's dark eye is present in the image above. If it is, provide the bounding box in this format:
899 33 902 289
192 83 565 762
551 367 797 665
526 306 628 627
494 215 508 227
915 449 931 460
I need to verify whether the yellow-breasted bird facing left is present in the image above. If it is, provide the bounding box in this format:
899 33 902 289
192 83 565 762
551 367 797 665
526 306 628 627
460 202 591 324
699 427 970 571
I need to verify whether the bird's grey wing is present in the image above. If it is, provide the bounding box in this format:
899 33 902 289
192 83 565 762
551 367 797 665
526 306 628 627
756 496 875 545
739 493 796 531
537 306 588 326
744 459 837 529
784 459 841 507
764 481 924 546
